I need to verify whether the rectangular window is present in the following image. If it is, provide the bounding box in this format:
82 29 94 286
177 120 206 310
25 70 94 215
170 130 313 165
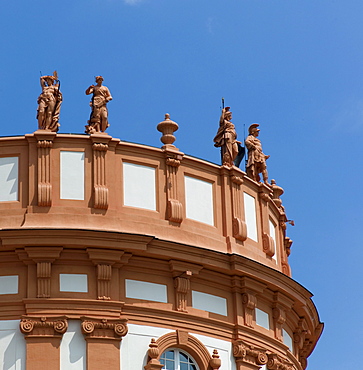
185 176 214 225
283 328 293 352
60 274 88 293
123 162 156 211
244 193 258 241
192 291 227 316
60 151 85 200
269 219 277 260
125 279 167 303
0 276 18 295
255 308 269 329
0 157 18 202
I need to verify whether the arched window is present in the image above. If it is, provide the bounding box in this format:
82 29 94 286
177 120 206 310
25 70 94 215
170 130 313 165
160 348 199 370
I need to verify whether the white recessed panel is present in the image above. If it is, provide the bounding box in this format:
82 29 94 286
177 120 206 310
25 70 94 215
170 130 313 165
244 192 258 242
60 274 88 293
0 276 18 295
185 176 214 225
283 329 293 352
60 151 85 200
269 219 277 260
0 157 18 202
60 320 86 370
256 308 269 329
0 320 26 370
192 291 227 316
123 162 156 211
125 279 167 303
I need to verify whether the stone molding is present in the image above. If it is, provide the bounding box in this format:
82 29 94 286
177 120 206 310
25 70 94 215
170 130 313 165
20 316 68 337
81 316 128 340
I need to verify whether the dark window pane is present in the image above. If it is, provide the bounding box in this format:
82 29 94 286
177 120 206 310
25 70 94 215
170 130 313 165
166 350 175 360
179 352 188 362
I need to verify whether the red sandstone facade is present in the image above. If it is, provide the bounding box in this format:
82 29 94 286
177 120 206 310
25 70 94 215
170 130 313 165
0 129 322 370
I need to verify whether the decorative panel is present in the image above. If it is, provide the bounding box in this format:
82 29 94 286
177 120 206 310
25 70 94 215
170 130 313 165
243 192 258 242
184 176 214 225
0 157 18 202
123 162 156 211
60 274 88 293
192 291 227 316
125 279 167 303
60 151 85 200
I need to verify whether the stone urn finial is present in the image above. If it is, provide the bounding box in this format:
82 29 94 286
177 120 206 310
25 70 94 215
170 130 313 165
157 113 179 149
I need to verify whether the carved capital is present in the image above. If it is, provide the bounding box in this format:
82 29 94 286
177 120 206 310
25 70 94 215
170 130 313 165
20 316 68 337
166 157 181 167
81 317 128 340
231 175 243 185
37 139 53 148
267 353 293 370
233 341 268 367
92 142 109 151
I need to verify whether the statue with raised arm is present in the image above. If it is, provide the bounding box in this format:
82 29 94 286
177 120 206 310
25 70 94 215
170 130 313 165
85 76 112 134
37 71 62 132
214 106 242 167
245 124 270 185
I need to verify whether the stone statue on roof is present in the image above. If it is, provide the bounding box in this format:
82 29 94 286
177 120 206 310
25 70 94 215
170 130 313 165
85 76 112 134
37 71 62 132
214 106 244 167
245 124 270 185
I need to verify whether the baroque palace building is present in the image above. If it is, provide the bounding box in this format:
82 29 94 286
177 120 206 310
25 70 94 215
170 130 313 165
0 114 322 370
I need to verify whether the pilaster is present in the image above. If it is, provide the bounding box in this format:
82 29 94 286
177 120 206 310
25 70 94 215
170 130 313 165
91 133 112 210
34 130 56 207
230 171 247 242
259 184 275 257
20 316 68 370
81 316 128 370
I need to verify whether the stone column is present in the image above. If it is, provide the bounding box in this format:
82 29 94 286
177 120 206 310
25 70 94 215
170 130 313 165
81 317 128 370
20 316 68 370
35 131 56 207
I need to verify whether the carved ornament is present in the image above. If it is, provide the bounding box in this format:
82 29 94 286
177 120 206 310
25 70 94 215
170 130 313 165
263 232 275 257
157 113 179 149
267 353 293 370
37 140 53 148
233 217 247 242
92 142 109 151
167 199 183 223
233 340 268 366
20 316 68 337
81 317 128 339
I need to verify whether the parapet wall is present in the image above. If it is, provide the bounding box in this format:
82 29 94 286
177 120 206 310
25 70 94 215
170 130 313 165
0 130 292 275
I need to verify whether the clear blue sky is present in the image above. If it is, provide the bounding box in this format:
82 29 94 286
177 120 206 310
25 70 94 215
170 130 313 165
2 1 362 368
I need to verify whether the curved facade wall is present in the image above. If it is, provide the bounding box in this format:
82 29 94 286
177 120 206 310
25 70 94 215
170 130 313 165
0 131 322 370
